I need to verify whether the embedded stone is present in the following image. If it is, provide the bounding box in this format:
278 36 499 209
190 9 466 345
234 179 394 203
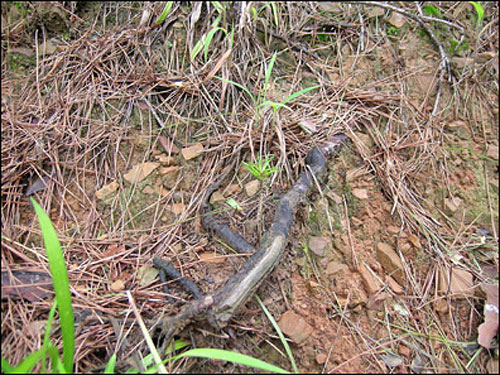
309 236 331 257
278 310 313 344
359 264 380 295
377 242 404 284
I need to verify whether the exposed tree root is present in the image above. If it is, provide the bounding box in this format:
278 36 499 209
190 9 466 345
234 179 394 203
157 134 347 345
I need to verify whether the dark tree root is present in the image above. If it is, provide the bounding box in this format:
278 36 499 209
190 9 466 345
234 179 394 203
200 158 255 254
153 256 203 301
157 134 347 346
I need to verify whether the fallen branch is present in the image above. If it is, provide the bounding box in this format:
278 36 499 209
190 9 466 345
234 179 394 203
157 134 347 344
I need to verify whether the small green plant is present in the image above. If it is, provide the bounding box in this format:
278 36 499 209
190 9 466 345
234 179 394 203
249 2 279 27
449 38 470 54
386 25 400 36
243 155 279 181
423 4 441 17
215 52 320 117
226 198 242 211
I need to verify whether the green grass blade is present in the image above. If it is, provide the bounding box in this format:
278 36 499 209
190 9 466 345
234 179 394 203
191 35 206 61
41 300 58 373
6 344 59 374
258 100 292 112
8 349 45 373
30 197 74 373
204 27 227 61
229 25 235 49
211 1 226 15
170 348 289 373
46 344 66 373
154 2 174 25
214 76 255 104
1 357 14 373
264 52 277 98
469 2 484 25
271 2 279 27
104 353 117 374
137 340 190 374
255 295 298 373
281 85 320 106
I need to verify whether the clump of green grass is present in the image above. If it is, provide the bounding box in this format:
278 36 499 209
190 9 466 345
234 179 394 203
243 155 279 181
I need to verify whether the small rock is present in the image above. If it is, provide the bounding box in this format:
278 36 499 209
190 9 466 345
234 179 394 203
326 191 343 204
309 236 331 257
137 266 159 287
398 344 410 358
142 186 156 194
446 119 468 129
155 154 175 165
96 181 119 200
377 242 404 284
351 217 363 227
158 136 179 154
346 168 365 182
320 258 329 267
326 261 349 276
439 267 474 297
381 353 403 369
367 292 388 310
411 353 426 373
110 279 125 292
359 264 379 295
352 188 369 200
354 131 373 149
124 162 160 183
445 196 462 212
407 234 422 249
368 7 385 18
315 353 327 365
386 275 403 294
168 203 185 215
244 180 260 197
387 225 400 234
159 166 180 176
298 119 317 134
209 191 225 204
387 12 406 28
278 310 313 344
434 299 448 314
486 144 498 160
181 143 203 160
226 184 241 195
